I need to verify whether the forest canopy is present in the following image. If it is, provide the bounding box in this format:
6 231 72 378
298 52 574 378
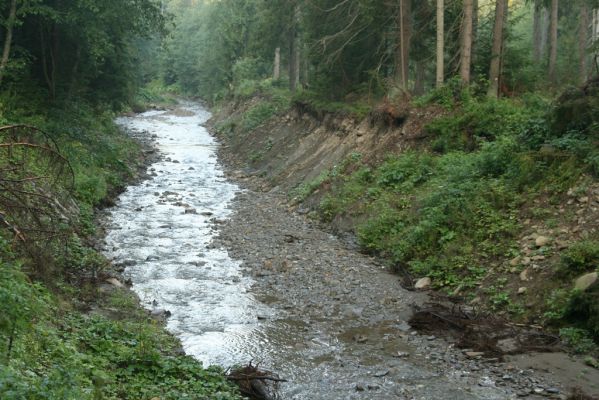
156 0 599 104
0 0 166 110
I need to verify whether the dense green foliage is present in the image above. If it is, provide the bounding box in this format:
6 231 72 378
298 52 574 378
0 0 166 108
0 258 240 399
0 1 241 398
296 86 599 345
157 0 598 104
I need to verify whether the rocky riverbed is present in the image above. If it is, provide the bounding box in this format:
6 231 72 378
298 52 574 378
103 102 598 399
210 168 580 399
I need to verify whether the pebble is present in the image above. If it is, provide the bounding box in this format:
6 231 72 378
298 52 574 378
535 236 551 247
414 277 432 289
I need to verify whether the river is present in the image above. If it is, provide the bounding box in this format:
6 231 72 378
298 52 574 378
105 103 272 366
102 102 547 399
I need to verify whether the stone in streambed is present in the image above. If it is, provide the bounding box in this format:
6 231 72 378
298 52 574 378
106 278 126 288
510 256 522 267
574 272 598 291
414 277 431 289
517 287 527 294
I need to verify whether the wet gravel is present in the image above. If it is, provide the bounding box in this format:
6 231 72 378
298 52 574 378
103 102 574 399
211 172 567 399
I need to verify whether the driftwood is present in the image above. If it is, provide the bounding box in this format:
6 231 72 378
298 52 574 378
226 362 283 400
409 303 562 359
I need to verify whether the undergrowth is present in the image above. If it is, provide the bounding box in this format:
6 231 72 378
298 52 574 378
215 78 292 136
0 92 241 398
301 83 599 346
0 258 240 399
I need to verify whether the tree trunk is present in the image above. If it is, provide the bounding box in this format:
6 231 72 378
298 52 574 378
301 43 309 87
67 45 82 100
460 0 473 84
579 3 589 84
533 1 542 62
289 4 300 92
487 0 507 98
548 0 558 83
396 0 412 91
0 0 18 85
472 0 478 65
436 0 444 88
273 47 280 80
40 26 56 99
540 6 549 60
414 59 425 95
594 9 599 73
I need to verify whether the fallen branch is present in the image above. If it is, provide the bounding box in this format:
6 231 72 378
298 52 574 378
227 375 288 383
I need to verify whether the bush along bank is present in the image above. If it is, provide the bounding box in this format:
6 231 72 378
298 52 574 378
0 99 241 399
211 78 599 357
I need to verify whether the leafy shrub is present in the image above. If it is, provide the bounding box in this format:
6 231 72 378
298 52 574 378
0 260 46 362
413 76 473 109
214 118 238 137
232 57 268 87
293 90 371 118
241 102 277 132
551 79 599 137
560 327 598 354
565 287 599 341
560 240 599 276
376 153 435 191
75 172 108 205
427 98 534 153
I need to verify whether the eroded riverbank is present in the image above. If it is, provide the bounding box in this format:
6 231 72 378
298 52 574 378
212 173 580 400
102 102 596 399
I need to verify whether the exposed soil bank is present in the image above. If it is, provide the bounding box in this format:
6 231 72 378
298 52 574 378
209 102 599 398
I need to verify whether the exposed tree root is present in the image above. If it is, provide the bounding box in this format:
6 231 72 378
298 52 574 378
409 303 561 359
568 388 599 400
226 362 284 400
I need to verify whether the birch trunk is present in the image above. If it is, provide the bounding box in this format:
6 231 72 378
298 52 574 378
396 0 412 91
548 0 558 83
533 1 542 62
436 0 444 88
274 47 280 80
289 4 300 92
579 4 589 83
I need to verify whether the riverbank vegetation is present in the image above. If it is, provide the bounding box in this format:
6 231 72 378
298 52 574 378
153 0 599 352
0 1 240 398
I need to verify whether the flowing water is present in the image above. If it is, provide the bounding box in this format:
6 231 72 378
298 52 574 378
103 102 515 400
104 103 271 366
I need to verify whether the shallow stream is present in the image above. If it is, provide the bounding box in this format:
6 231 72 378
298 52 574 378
103 102 520 399
104 103 271 366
